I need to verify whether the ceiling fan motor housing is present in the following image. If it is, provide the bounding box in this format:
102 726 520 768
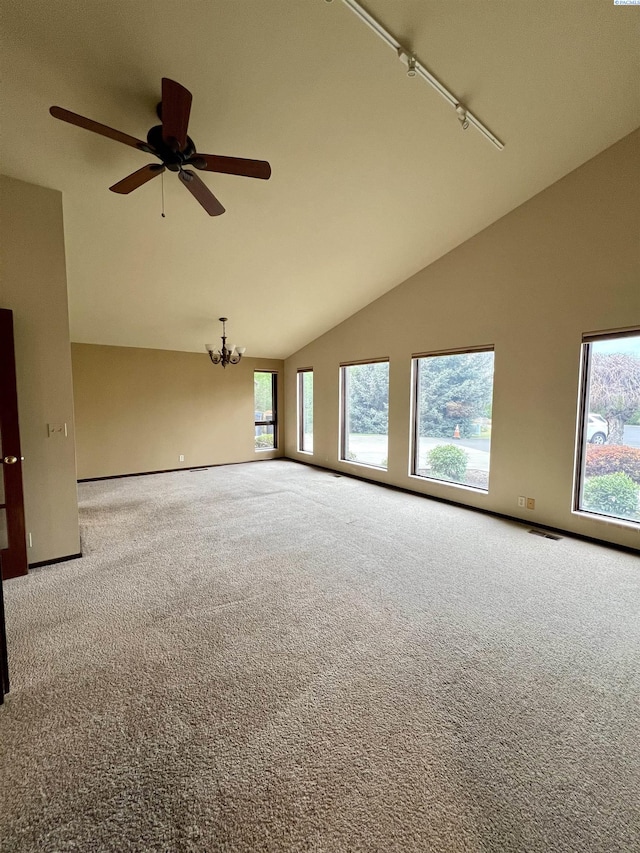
146 125 196 170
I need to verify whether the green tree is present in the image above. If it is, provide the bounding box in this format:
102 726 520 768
418 351 494 439
301 371 313 434
589 352 640 445
346 362 389 435
254 372 274 414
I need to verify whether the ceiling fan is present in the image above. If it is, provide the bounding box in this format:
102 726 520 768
49 78 271 216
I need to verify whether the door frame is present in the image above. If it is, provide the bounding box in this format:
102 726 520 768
0 557 9 700
0 309 28 579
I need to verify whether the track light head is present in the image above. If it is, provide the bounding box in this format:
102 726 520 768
407 56 417 78
455 104 470 130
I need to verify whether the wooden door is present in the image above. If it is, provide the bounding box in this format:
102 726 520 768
0 309 27 580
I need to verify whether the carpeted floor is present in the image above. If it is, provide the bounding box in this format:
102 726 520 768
1 460 639 852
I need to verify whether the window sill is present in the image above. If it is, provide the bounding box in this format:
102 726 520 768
408 473 488 495
340 459 388 473
572 509 639 531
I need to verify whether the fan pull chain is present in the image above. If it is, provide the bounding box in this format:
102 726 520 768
161 170 165 218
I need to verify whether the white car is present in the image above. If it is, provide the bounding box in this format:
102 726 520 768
587 413 608 445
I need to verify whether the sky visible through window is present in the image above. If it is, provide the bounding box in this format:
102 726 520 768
592 338 640 356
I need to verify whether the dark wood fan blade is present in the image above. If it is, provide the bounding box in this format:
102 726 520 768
161 78 192 152
109 164 165 194
49 106 149 151
178 170 225 216
192 153 271 180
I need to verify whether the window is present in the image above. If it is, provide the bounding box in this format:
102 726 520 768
340 361 389 469
574 330 640 525
254 371 277 451
412 348 495 491
297 369 313 453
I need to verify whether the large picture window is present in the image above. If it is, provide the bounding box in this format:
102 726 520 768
340 361 389 469
297 369 313 453
412 348 495 491
575 331 640 525
254 371 277 451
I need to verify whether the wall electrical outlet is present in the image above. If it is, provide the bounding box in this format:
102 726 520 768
47 423 67 437
518 496 526 508
179 455 185 462
526 497 536 510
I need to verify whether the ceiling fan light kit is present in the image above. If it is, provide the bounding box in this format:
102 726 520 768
329 0 504 150
50 78 271 216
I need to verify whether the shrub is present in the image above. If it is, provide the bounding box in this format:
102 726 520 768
427 444 469 482
585 445 640 484
583 472 639 519
254 434 274 449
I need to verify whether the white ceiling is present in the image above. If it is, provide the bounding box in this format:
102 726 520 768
1 0 639 358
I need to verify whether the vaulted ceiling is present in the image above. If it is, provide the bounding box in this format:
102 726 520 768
1 1 639 358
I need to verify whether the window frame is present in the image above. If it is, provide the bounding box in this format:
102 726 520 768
572 328 640 528
297 368 313 454
410 345 495 492
339 358 390 471
254 370 278 452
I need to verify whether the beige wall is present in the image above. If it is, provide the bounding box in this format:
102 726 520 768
284 130 640 551
72 344 284 479
0 176 80 564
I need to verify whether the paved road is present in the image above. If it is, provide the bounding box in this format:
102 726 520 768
624 425 640 448
346 434 491 471
345 434 388 467
416 437 490 472
342 427 639 472
452 437 491 453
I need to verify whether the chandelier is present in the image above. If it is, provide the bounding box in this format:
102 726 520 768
205 317 246 368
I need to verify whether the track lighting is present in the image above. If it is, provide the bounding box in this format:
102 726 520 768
456 104 470 130
332 0 503 150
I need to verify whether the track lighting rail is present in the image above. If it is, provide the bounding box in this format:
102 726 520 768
330 0 504 150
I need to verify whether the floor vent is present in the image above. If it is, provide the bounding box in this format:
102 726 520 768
189 468 209 472
333 474 342 478
528 529 562 541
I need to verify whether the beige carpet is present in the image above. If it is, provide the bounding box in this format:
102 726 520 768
1 460 639 852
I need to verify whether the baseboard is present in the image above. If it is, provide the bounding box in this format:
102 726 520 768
29 552 83 569
78 456 282 483
284 456 639 556
79 467 210 483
